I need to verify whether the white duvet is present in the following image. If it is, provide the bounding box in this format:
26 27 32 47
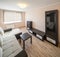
0 28 22 57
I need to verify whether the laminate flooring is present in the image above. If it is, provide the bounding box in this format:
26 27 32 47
18 27 60 57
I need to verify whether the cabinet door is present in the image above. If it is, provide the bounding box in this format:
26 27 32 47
45 10 58 46
27 21 32 29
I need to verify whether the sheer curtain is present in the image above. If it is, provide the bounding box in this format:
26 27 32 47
4 11 22 24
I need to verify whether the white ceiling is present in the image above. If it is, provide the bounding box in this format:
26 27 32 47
0 0 60 11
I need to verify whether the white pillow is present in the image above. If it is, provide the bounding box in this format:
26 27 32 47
0 27 4 36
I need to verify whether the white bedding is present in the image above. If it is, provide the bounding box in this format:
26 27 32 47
3 28 22 37
0 28 22 57
0 47 2 57
3 35 22 57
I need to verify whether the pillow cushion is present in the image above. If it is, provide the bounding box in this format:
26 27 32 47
4 28 12 32
0 27 4 36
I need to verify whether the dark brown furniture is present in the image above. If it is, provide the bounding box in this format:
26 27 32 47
27 21 32 29
45 10 58 46
20 33 32 50
15 33 28 57
28 28 45 41
4 28 12 32
27 21 45 41
15 32 22 39
15 50 28 57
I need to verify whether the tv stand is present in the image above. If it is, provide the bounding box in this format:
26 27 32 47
27 28 45 41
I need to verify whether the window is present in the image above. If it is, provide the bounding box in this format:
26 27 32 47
4 11 22 24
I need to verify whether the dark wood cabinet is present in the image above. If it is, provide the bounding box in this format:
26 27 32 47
28 28 45 41
45 10 58 46
27 21 45 41
27 21 32 29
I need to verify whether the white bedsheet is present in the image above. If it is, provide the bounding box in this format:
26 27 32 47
2 28 22 57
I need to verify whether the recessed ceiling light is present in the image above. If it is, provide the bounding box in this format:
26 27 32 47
17 3 28 9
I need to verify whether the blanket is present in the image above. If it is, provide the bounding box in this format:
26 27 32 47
3 35 22 57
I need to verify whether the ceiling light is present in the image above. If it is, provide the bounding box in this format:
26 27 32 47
17 3 28 9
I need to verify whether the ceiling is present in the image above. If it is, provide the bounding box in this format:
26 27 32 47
0 0 60 11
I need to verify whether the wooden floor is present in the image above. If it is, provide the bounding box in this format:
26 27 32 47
19 27 60 57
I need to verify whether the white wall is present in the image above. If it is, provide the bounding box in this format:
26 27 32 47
26 8 45 32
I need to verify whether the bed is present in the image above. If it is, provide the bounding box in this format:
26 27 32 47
0 28 28 57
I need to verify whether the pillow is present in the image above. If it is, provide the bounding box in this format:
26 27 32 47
0 27 4 36
4 28 12 32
